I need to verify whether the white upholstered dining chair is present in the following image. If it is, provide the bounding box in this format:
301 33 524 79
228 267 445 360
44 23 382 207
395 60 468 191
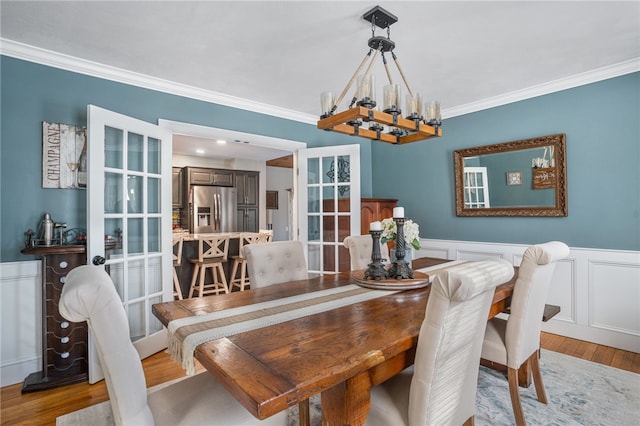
481 241 570 426
243 240 308 287
364 259 515 426
342 235 390 270
58 265 287 426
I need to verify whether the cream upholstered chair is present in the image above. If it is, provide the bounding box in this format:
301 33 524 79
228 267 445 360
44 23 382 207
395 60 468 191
242 240 310 425
58 265 287 426
188 235 230 297
364 259 515 426
242 240 308 288
230 231 273 291
481 241 570 426
342 235 390 270
172 234 184 300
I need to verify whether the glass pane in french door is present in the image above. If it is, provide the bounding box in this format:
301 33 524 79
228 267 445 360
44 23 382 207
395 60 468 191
298 145 360 276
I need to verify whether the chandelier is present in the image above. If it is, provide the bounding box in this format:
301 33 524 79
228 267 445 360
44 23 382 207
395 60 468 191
317 5 442 145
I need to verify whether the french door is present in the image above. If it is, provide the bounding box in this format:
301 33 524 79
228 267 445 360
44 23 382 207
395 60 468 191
298 145 360 276
87 105 173 383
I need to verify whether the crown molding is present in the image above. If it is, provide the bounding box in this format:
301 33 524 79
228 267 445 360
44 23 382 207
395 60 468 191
0 38 318 125
2 38 638 124
443 58 640 119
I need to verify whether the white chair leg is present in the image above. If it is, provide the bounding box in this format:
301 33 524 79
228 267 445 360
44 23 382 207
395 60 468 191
198 265 206 297
240 260 248 290
188 264 200 298
217 264 229 294
173 267 183 300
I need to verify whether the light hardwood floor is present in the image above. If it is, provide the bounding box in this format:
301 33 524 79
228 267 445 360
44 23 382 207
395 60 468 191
1 332 638 425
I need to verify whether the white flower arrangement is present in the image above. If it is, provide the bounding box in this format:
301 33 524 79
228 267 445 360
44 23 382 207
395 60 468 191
380 217 421 250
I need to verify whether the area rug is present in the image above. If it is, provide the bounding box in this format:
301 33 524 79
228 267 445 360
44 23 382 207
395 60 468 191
287 349 639 426
57 350 639 426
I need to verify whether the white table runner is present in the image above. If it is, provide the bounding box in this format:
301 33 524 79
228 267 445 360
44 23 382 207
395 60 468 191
168 260 466 375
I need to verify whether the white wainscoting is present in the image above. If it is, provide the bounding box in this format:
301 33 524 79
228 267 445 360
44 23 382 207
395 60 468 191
417 239 640 354
1 261 42 387
2 241 639 386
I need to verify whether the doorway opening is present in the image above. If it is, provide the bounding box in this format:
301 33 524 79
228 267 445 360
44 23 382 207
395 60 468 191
158 120 305 240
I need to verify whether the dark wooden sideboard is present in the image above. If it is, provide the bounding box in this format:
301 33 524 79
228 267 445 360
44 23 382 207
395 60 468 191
20 245 88 393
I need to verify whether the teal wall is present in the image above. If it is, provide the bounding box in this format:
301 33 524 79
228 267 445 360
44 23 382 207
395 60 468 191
372 72 640 251
0 56 369 262
2 57 638 262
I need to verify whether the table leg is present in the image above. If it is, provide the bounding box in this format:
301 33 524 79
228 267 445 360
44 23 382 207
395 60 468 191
321 371 372 426
298 401 310 426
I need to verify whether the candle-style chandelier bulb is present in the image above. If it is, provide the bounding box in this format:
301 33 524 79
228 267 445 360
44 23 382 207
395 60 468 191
425 100 441 126
405 93 423 121
320 91 335 118
357 74 376 109
383 84 401 115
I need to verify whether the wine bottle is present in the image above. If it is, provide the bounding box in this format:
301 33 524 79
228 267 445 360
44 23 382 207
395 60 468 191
77 131 87 188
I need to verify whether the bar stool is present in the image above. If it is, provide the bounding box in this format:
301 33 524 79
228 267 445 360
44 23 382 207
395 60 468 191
229 231 273 291
188 235 231 297
172 234 184 300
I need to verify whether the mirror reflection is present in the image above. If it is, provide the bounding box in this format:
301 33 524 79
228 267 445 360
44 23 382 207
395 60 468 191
454 134 567 217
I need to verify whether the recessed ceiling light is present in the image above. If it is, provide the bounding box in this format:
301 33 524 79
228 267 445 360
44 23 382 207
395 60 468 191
195 149 205 154
216 139 227 144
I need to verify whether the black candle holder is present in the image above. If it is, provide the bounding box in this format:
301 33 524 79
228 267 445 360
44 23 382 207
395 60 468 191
364 229 390 280
387 217 413 279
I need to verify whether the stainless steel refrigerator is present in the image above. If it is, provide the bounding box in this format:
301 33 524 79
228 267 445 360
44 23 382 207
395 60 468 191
190 185 237 233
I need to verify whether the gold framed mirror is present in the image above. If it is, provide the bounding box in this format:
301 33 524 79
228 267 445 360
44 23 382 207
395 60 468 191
454 134 567 217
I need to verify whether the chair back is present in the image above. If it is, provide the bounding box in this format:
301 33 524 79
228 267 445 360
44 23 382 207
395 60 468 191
343 235 389 270
243 240 308 288
409 259 514 426
196 235 230 262
505 241 570 367
172 234 184 266
59 266 154 425
240 231 273 249
258 229 274 241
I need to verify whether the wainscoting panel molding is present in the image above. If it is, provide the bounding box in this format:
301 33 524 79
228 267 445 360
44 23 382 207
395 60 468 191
417 240 639 353
2 241 638 386
1 261 41 387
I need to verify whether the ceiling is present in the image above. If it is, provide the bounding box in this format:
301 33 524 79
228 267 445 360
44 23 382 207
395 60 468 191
2 1 639 160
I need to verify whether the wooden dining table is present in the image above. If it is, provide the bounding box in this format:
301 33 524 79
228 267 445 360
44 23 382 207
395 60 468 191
152 257 516 426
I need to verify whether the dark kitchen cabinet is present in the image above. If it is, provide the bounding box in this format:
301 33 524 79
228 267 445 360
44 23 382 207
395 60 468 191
235 171 259 206
237 207 258 233
172 167 184 208
188 167 234 187
235 171 259 232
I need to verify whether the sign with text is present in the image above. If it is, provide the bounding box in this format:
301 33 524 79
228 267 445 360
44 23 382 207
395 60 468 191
532 167 556 190
42 122 86 189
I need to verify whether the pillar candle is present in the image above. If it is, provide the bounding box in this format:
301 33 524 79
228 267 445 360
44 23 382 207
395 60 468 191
370 221 382 231
393 207 404 218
